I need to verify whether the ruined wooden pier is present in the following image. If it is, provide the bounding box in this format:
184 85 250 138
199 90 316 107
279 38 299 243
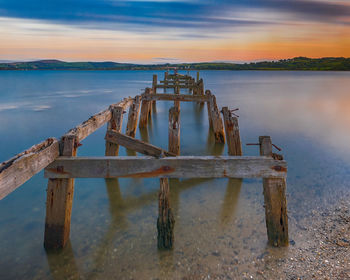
0 71 289 251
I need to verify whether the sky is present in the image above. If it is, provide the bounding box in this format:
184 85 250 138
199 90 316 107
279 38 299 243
0 0 349 63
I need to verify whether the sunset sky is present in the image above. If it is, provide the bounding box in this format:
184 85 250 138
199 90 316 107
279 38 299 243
0 0 349 63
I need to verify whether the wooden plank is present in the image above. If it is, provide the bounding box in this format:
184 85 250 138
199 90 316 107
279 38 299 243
156 85 196 89
222 107 242 156
126 96 141 138
142 93 209 102
168 107 180 155
45 156 287 179
44 135 77 249
65 98 133 142
0 138 59 200
259 136 289 247
105 130 176 157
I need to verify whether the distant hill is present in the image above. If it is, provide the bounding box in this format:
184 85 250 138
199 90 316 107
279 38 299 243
0 57 349 71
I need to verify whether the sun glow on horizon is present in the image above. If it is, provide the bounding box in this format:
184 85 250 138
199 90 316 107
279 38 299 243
0 0 349 63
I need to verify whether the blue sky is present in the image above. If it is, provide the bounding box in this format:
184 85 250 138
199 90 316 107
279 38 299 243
0 0 349 62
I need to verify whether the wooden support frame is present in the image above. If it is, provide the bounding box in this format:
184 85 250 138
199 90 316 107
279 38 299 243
0 138 59 200
260 136 289 247
45 156 287 179
0 71 291 251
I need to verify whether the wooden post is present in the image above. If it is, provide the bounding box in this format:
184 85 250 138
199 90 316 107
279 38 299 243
222 107 242 156
168 106 180 155
206 90 225 143
259 136 289 247
197 71 200 82
157 178 175 249
139 88 152 128
197 79 204 95
174 84 180 110
126 96 141 138
44 135 77 250
152 74 157 110
152 74 157 94
105 105 124 156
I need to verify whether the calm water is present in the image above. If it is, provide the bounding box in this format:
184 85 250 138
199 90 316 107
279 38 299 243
0 70 350 279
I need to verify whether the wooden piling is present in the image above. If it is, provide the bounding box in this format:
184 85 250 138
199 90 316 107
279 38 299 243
222 107 242 156
196 71 200 82
44 135 77 250
152 75 157 110
259 136 289 247
126 96 141 138
168 107 180 155
206 90 225 143
157 178 175 249
139 88 152 128
105 105 124 156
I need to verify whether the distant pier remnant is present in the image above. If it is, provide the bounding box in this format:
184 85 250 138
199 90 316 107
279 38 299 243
0 69 289 252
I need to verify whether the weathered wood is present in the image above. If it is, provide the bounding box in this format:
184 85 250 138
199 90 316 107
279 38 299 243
139 88 152 128
0 138 59 200
45 156 287 179
105 105 124 156
105 130 176 157
142 93 209 103
152 75 157 109
126 96 141 138
44 135 77 250
259 136 289 247
206 90 225 143
197 71 200 82
222 107 242 156
168 107 180 155
66 98 133 142
157 178 175 249
156 85 197 89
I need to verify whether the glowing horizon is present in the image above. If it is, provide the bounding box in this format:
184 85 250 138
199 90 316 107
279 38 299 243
0 0 349 63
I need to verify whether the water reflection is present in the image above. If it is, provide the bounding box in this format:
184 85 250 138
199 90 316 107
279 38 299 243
220 179 242 227
46 241 80 280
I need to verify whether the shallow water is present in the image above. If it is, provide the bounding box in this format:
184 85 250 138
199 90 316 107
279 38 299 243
0 70 350 279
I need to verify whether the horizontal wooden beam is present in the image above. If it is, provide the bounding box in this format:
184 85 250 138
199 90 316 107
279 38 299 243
142 94 208 102
65 97 133 142
45 156 287 179
0 138 59 200
105 130 176 157
156 85 196 89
